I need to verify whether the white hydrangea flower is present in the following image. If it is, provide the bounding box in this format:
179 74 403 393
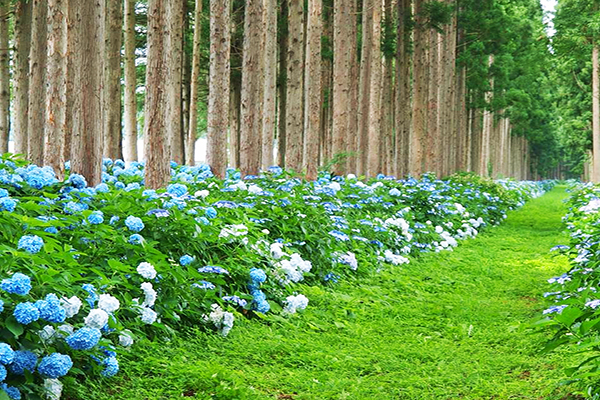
221 312 235 337
194 189 210 198
119 330 134 347
140 307 157 324
384 250 410 265
270 242 285 259
44 378 63 400
283 294 309 315
290 253 312 273
60 296 82 318
84 308 109 329
39 325 56 342
137 262 157 280
248 184 263 194
141 282 157 308
97 294 120 313
208 304 234 336
57 324 74 338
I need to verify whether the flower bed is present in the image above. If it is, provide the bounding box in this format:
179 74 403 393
0 155 551 399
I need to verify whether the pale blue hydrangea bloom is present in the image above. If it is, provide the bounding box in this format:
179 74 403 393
14 302 40 325
88 211 104 225
249 268 266 283
1 273 31 296
101 356 119 377
38 353 73 379
125 216 144 232
128 234 143 244
17 235 44 254
179 255 194 266
0 344 14 365
66 327 102 351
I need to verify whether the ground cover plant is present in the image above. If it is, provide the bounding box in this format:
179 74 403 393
0 155 552 399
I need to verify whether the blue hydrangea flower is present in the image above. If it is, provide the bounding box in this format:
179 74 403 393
38 353 73 379
0 188 8 198
222 295 248 307
124 216 144 232
88 210 104 225
17 235 44 254
35 294 66 323
167 183 188 197
1 273 31 296
0 365 6 381
109 215 120 225
9 351 37 375
14 302 40 325
82 284 98 308
205 207 217 219
255 300 270 314
198 265 229 275
67 173 87 189
179 255 194 266
128 234 143 245
249 268 267 283
196 216 210 225
66 327 102 351
101 356 119 377
0 197 16 212
0 344 14 365
1 383 20 400
192 281 215 290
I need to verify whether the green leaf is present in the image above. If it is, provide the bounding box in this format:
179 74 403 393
5 316 24 338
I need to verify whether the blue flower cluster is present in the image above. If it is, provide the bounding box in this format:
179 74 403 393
17 235 44 254
124 216 144 232
38 353 73 379
66 327 102 351
1 273 31 296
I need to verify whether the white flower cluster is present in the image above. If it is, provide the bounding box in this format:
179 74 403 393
283 294 309 315
382 250 410 265
60 296 82 318
208 304 235 336
44 378 63 400
137 262 157 280
384 217 413 241
335 251 358 271
580 198 600 213
85 309 109 329
98 294 120 313
275 253 312 284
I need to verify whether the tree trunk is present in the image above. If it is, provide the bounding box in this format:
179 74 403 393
239 0 264 176
44 0 67 177
187 0 203 166
229 75 241 168
593 43 600 182
28 0 48 165
367 0 382 177
143 0 170 188
277 0 288 167
166 1 184 165
261 0 277 169
207 0 230 178
0 0 9 153
124 0 138 162
303 0 321 180
70 0 103 185
284 0 304 173
357 0 372 175
14 1 32 157
409 0 425 176
64 0 75 163
395 0 411 178
102 0 123 161
381 0 394 176
332 0 350 175
347 0 359 173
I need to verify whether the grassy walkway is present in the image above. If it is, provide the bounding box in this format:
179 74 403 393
78 187 579 400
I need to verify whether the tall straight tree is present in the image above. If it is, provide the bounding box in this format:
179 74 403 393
303 0 322 180
103 0 123 160
27 0 48 166
240 0 264 176
284 0 304 172
206 0 231 178
425 24 440 174
277 0 288 166
366 0 382 177
357 0 372 175
143 0 170 188
166 1 184 164
123 0 138 162
261 0 277 169
186 0 202 166
44 0 67 177
394 0 411 177
14 0 32 156
70 0 103 185
409 0 426 176
332 0 351 175
0 0 9 153
347 0 359 173
593 42 600 182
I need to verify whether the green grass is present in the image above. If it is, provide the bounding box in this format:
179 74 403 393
69 187 582 400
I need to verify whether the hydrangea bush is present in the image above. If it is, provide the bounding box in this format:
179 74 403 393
0 155 552 399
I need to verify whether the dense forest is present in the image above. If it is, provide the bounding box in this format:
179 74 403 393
0 0 595 187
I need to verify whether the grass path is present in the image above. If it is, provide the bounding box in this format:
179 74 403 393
78 187 579 400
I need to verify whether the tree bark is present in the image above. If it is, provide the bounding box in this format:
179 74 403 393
166 1 184 165
261 0 277 169
124 0 138 162
284 0 304 173
44 0 68 177
347 0 359 173
425 27 439 175
409 0 426 176
207 0 231 178
381 0 394 176
239 0 264 176
187 0 203 166
28 0 48 165
593 43 600 182
14 1 32 157
332 0 350 175
0 0 9 153
277 0 288 167
102 0 123 160
367 0 382 177
357 0 372 175
303 0 322 180
70 0 103 185
394 0 411 178
143 0 170 188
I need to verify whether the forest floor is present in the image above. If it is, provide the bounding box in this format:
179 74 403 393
71 187 583 400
